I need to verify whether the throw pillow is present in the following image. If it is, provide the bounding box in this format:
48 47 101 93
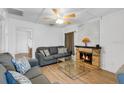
44 49 50 56
58 48 64 53
9 71 32 84
12 57 31 74
58 48 67 53
63 48 67 53
5 71 17 84
39 50 46 56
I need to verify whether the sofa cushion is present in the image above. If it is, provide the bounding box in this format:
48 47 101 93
28 59 39 67
44 56 54 61
42 59 57 66
30 74 50 84
52 54 63 59
24 66 42 79
49 47 58 55
0 64 7 84
62 52 70 57
0 53 16 71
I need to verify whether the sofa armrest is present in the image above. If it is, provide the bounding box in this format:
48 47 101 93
35 52 45 59
28 59 39 67
35 52 46 64
117 74 124 84
116 65 124 84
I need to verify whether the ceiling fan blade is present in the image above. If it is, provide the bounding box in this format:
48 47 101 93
52 8 60 16
42 16 57 20
42 17 52 20
63 13 76 19
64 20 73 24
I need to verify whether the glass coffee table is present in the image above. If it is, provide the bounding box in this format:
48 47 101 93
57 58 90 79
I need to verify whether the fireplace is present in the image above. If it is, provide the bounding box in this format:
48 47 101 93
80 51 92 64
76 46 101 68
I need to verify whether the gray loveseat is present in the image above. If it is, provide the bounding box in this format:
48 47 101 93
0 53 50 84
35 46 72 66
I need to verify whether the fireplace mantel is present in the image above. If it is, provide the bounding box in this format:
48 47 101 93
76 46 101 68
75 45 101 49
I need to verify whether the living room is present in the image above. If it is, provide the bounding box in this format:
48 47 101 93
0 8 124 84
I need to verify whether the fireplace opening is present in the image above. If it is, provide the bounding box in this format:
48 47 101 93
80 51 92 64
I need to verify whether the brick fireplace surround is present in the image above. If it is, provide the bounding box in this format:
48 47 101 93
75 46 101 69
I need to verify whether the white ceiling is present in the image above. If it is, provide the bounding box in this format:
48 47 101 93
6 8 124 27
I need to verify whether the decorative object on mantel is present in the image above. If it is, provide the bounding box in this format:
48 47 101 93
96 44 100 48
82 37 90 46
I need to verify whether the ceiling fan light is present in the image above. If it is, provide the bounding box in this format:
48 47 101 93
56 18 64 24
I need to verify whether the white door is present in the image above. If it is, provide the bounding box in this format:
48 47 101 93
16 31 31 53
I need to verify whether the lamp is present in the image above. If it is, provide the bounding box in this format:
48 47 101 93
82 37 90 46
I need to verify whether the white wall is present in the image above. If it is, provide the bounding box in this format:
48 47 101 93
7 18 63 57
62 21 100 56
0 9 8 52
75 21 100 46
63 21 100 47
100 11 124 73
0 22 2 50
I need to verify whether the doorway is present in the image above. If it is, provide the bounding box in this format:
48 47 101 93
16 30 31 53
65 32 74 55
15 27 32 58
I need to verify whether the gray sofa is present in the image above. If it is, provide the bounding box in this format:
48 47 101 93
35 46 71 66
0 53 50 84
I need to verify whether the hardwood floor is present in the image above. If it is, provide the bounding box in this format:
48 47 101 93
41 63 117 84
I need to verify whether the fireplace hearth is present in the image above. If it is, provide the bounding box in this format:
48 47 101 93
80 52 92 64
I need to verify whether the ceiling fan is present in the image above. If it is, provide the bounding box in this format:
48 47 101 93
42 8 76 25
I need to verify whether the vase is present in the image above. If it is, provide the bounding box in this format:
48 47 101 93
85 43 87 46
